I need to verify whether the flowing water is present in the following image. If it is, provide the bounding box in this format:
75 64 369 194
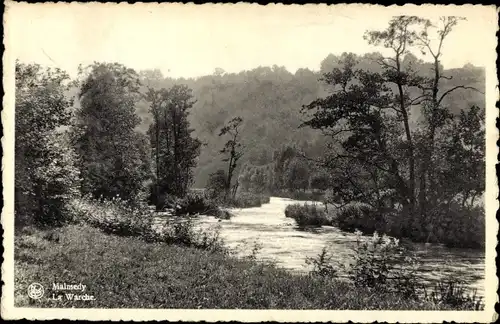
156 197 485 297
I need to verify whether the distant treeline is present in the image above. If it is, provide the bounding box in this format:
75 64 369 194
134 53 484 187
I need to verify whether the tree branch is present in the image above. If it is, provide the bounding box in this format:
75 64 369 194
437 86 484 107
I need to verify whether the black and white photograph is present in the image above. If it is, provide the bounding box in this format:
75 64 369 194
2 2 498 322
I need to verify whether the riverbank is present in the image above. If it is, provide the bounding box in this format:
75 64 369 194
15 224 456 309
194 197 485 298
283 200 485 249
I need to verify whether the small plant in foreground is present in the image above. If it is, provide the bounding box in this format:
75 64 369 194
347 231 421 298
306 247 338 279
247 241 263 261
424 280 484 310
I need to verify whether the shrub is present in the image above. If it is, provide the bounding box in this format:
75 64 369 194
305 247 338 279
274 190 324 202
147 218 226 253
332 201 484 249
174 192 221 217
205 169 227 201
226 192 270 208
346 231 421 299
434 204 485 249
68 195 154 237
331 202 379 233
381 203 485 249
15 63 80 228
68 196 226 252
284 203 329 227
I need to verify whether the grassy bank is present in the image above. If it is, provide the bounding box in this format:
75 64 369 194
15 224 452 310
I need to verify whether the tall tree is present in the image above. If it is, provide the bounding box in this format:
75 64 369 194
15 62 80 226
73 63 151 202
144 87 165 209
146 85 202 201
364 15 428 217
412 17 482 216
301 16 485 240
218 117 244 199
283 158 310 192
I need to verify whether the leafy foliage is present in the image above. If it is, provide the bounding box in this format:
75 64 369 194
68 195 154 237
174 192 223 217
332 202 379 234
145 85 202 203
226 192 271 208
300 16 485 248
73 63 152 203
423 280 484 310
284 203 329 227
238 163 274 194
305 247 338 279
205 169 227 202
347 231 420 298
15 62 80 227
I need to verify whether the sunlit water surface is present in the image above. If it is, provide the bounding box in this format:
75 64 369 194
155 197 484 297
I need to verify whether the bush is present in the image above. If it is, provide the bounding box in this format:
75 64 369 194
284 203 329 227
331 201 484 249
304 236 484 310
346 231 421 299
15 131 81 228
174 192 221 217
67 196 154 237
226 192 270 208
146 218 227 253
40 200 226 255
381 203 484 249
434 204 485 249
68 195 226 252
331 202 379 233
305 247 338 279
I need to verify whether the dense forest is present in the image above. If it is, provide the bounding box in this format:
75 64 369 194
133 53 484 188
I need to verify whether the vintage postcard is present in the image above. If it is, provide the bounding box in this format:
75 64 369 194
2 2 498 322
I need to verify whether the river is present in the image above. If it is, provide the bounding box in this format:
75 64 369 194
157 197 485 297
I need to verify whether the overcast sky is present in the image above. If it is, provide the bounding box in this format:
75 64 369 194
6 3 497 78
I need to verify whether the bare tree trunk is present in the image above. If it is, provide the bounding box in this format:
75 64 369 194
155 111 160 210
395 54 416 217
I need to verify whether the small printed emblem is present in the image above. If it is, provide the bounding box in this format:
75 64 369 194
27 283 44 299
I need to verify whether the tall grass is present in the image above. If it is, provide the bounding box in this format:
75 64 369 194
15 224 462 309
